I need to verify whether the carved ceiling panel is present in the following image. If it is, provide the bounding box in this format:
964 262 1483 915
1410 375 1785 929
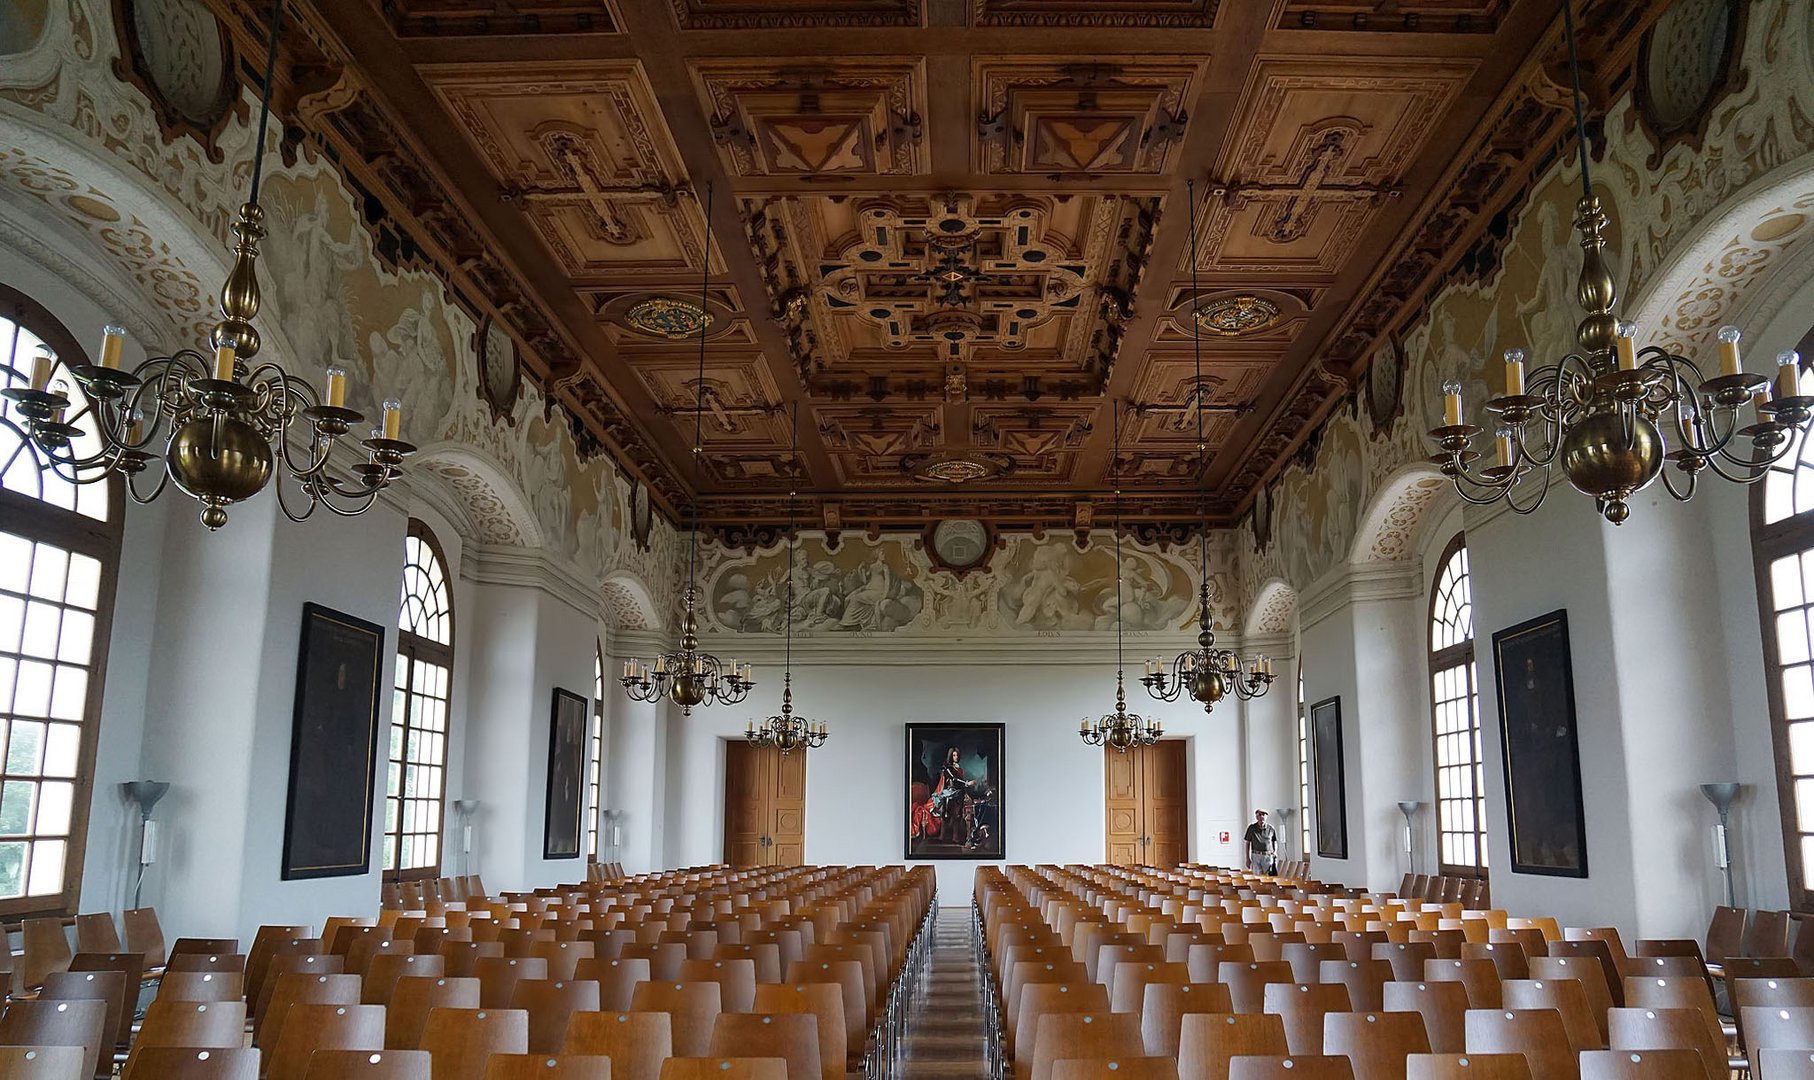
972 58 1201 176
968 0 1219 28
692 59 928 178
378 0 619 37
424 61 712 278
669 0 922 28
969 401 1097 481
1192 58 1475 276
746 191 1157 386
814 402 944 486
632 355 788 448
1277 0 1508 33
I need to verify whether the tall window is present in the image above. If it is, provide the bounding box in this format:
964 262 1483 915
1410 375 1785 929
387 521 452 879
1297 668 1310 858
0 287 120 915
1756 407 1814 909
1429 534 1487 877
586 645 604 861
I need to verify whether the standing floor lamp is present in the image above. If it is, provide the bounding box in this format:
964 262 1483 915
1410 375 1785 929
121 781 169 909
452 799 480 879
1701 782 1741 907
1399 801 1423 877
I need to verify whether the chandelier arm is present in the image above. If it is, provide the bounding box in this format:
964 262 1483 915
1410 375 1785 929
1700 447 1779 484
1499 467 1552 515
274 475 320 522
1508 422 1562 469
1658 462 1698 503
125 465 169 505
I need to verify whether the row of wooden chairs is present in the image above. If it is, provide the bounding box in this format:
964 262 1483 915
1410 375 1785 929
380 876 487 912
1394 876 1488 912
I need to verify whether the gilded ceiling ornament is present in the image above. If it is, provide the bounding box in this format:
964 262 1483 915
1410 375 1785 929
624 297 714 340
912 450 1001 484
1193 294 1282 337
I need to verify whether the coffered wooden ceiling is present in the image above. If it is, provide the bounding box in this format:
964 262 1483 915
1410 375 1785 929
251 0 1666 537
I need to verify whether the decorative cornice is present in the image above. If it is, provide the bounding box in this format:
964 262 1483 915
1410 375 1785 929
605 627 672 659
695 628 1258 666
1299 560 1421 630
462 543 604 620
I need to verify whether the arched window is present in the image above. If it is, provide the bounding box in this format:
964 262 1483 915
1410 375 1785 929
1429 534 1486 877
1755 401 1814 909
388 521 453 880
586 644 604 861
1297 667 1309 858
0 286 121 915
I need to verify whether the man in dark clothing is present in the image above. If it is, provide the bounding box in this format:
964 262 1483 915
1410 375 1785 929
1243 809 1279 875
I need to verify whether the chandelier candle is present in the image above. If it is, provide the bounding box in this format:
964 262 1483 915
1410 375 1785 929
99 325 125 369
325 366 347 408
1719 326 1744 376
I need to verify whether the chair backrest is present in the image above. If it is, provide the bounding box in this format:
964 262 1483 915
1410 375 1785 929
420 1007 531 1080
1139 982 1232 1058
121 1046 260 1080
563 1011 674 1080
1498 979 1601 1052
1015 983 1110 1071
1603 1007 1722 1080
1752 911 1795 959
121 909 166 969
1382 982 1470 1055
482 1055 612 1080
1423 960 1501 1010
0 1044 95 1079
1374 943 1437 984
71 916 119 956
299 1049 433 1079
1108 962 1190 1015
1323 1010 1433 1080
782 960 864 1052
706 1012 821 1080
630 981 724 1059
751 982 846 1080
19 920 72 992
476 957 551 1009
1262 983 1350 1056
1742 1005 1814 1075
1187 945 1255 984
1757 1048 1814 1079
1280 943 1348 985
135 998 246 1049
1179 1012 1288 1080
1526 956 1613 1042
1317 960 1392 1014
1404 1054 1534 1079
1547 940 1624 1008
386 976 480 1050
38 968 127 1054
1576 1049 1713 1080
679 959 757 1014
158 970 245 1003
268 1003 388 1080
532 941 597 982
1219 962 1295 1015
0 997 105 1079
657 1058 787 1080
1226 1057 1356 1080
1030 1013 1143 1080
1461 1009 1578 1080
1049 1059 1180 1080
363 953 445 1006
260 972 364 1052
512 979 603 1054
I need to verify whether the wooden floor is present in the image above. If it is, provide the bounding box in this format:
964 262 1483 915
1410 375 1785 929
901 907 989 1080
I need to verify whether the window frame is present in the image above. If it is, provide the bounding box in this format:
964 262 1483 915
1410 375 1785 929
386 519 453 882
1753 417 1814 911
1429 532 1488 879
1297 666 1310 859
0 284 121 918
586 642 603 862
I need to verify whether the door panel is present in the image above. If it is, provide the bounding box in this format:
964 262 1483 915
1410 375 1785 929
770 749 807 866
1145 741 1190 868
1104 747 1142 867
723 743 767 867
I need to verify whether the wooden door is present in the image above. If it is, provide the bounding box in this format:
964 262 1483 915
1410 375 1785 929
1143 740 1190 867
769 748 806 867
1103 741 1190 868
723 742 808 866
723 743 768 867
1104 747 1144 867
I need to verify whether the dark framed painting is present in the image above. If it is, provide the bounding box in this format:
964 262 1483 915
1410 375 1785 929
282 603 386 880
1493 609 1589 877
544 687 588 860
1310 695 1348 860
905 723 1004 860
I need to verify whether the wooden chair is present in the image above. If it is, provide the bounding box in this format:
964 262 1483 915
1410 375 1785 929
246 927 314 1003
1743 1006 1814 1075
1460 944 1527 984
1219 963 1295 1016
1014 983 1110 1072
630 981 723 1058
386 976 479 1050
1620 976 1722 1055
1109 963 1190 1015
121 1046 259 1080
1029 1013 1143 1080
254 955 345 1028
0 1045 91 1080
1462 1009 1578 1080
782 960 864 1063
363 954 444 1006
751 983 845 1080
707 1013 821 1080
512 979 602 1053
532 942 596 983
1323 1011 1433 1080
249 939 325 1014
1423 960 1501 1010
1139 983 1232 1058
1404 1054 1533 1079
71 916 119 956
1548 940 1625 1007
19 921 72 993
1757 1049 1814 1078
36 970 125 1058
1526 957 1613 1042
1497 979 1602 1052
477 957 551 1010
1226 1058 1355 1080
482 1056 612 1079
166 952 246 976
158 970 244 1003
120 909 167 971
1261 983 1349 1055
445 942 507 979
259 973 364 1052
1186 945 1255 984
1753 912 1795 960
299 1049 433 1079
1373 943 1437 984
1177 1014 1288 1080
0 998 105 1080
1603 1007 1722 1080
1050 1059 1180 1080
713 945 782 986
1382 983 1469 1055
421 1007 530 1080
563 1012 673 1080
679 959 757 1014
576 959 651 1012
267 1003 387 1080
1576 1049 1711 1080
134 998 246 1049
1280 943 1349 985
657 1059 786 1080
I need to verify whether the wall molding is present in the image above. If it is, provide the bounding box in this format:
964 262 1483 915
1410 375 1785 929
1299 561 1422 631
464 543 603 622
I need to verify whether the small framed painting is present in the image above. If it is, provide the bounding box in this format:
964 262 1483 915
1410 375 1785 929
905 723 1004 860
1493 609 1589 877
282 604 386 880
543 687 588 860
1310 695 1348 860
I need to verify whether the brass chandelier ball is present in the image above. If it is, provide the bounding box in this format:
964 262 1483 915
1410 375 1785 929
669 673 705 708
1560 410 1663 524
167 416 275 529
1192 666 1226 706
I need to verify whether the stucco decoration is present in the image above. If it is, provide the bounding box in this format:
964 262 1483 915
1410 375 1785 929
699 529 1231 636
0 0 679 628
413 448 541 547
1245 578 1298 637
1231 0 1814 604
1352 467 1451 564
601 573 658 632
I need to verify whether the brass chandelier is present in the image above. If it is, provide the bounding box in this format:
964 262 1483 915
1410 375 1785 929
0 0 411 530
620 182 754 715
1429 1 1814 524
1141 179 1277 714
745 402 828 755
1082 401 1161 752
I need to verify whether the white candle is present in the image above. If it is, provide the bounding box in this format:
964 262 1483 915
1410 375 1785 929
213 343 237 382
1717 326 1743 377
325 365 348 408
381 398 402 440
99 324 126 369
29 346 54 391
1503 349 1525 396
1442 380 1463 426
1778 351 1803 401
1615 322 1638 372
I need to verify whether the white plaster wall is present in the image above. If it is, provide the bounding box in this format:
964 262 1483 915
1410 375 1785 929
1240 646 1300 860
660 657 1240 905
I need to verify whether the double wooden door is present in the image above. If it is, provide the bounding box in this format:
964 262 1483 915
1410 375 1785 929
723 743 806 867
1104 740 1189 867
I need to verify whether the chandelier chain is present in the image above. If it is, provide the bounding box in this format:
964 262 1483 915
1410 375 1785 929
686 181 714 600
1561 0 1593 202
247 0 284 206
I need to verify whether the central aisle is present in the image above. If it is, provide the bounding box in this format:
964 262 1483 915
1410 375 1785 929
901 907 991 1080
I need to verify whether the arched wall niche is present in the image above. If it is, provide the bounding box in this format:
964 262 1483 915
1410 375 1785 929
601 571 662 633
1244 578 1299 639
411 444 547 550
1347 464 1457 567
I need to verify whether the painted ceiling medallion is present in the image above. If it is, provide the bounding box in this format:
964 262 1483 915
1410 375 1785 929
1193 294 1282 337
624 297 714 340
912 450 1000 485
